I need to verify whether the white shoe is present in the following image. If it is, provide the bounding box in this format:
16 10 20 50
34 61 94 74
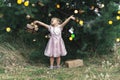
49 66 54 69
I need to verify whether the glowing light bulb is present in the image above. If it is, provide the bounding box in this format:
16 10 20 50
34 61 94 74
56 4 60 8
17 0 22 4
108 20 113 25
6 27 11 32
24 1 29 7
74 10 78 14
69 37 73 41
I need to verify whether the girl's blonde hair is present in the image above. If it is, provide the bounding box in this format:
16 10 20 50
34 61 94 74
51 17 62 24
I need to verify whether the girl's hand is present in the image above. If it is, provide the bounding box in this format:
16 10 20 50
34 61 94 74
70 15 76 20
33 20 38 24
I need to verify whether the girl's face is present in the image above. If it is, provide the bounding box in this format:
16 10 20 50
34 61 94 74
51 18 59 26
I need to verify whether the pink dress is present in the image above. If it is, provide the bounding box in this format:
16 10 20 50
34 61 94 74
44 25 67 57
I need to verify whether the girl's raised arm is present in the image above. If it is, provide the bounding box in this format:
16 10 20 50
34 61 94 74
34 20 49 29
61 15 75 27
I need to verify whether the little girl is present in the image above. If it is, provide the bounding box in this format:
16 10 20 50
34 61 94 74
34 15 75 69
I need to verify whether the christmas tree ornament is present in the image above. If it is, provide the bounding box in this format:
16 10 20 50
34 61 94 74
118 5 120 10
45 34 50 38
69 27 74 34
24 1 29 7
32 4 35 7
90 6 95 10
118 10 120 14
79 10 85 14
96 12 101 17
26 15 31 19
66 3 69 6
116 16 120 20
108 20 113 25
48 13 52 17
94 8 99 13
6 27 11 32
97 2 105 8
116 38 120 42
56 4 60 9
69 37 73 41
45 35 48 38
99 4 105 8
38 2 44 6
8 3 12 7
17 0 22 4
33 39 36 42
94 8 101 16
79 20 84 26
74 10 78 14
71 34 75 38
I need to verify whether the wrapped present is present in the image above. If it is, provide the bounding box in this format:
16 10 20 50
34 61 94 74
65 59 83 68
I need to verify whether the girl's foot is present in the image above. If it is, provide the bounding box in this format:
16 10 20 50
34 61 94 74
49 66 54 69
56 65 61 68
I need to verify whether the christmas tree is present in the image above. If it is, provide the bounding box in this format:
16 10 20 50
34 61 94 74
0 0 120 59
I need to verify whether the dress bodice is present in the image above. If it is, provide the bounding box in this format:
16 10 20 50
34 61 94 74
48 25 63 38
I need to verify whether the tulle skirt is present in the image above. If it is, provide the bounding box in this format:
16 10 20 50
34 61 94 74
44 37 67 57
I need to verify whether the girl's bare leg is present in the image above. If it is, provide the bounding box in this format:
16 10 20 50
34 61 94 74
50 56 54 69
56 56 61 68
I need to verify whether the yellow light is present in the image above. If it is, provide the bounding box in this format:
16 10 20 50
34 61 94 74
74 10 78 14
79 20 84 26
17 0 22 4
69 37 73 41
24 1 29 7
118 10 120 14
6 27 11 32
116 38 120 42
108 20 113 25
116 16 120 20
56 4 60 8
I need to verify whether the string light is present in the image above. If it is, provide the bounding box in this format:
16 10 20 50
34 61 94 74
69 37 73 41
74 10 78 14
108 20 113 25
118 10 120 14
33 39 36 42
79 20 84 26
56 4 60 9
48 13 52 17
24 1 29 7
17 0 22 4
116 16 120 20
26 15 31 19
32 4 35 7
116 38 120 42
6 27 11 32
